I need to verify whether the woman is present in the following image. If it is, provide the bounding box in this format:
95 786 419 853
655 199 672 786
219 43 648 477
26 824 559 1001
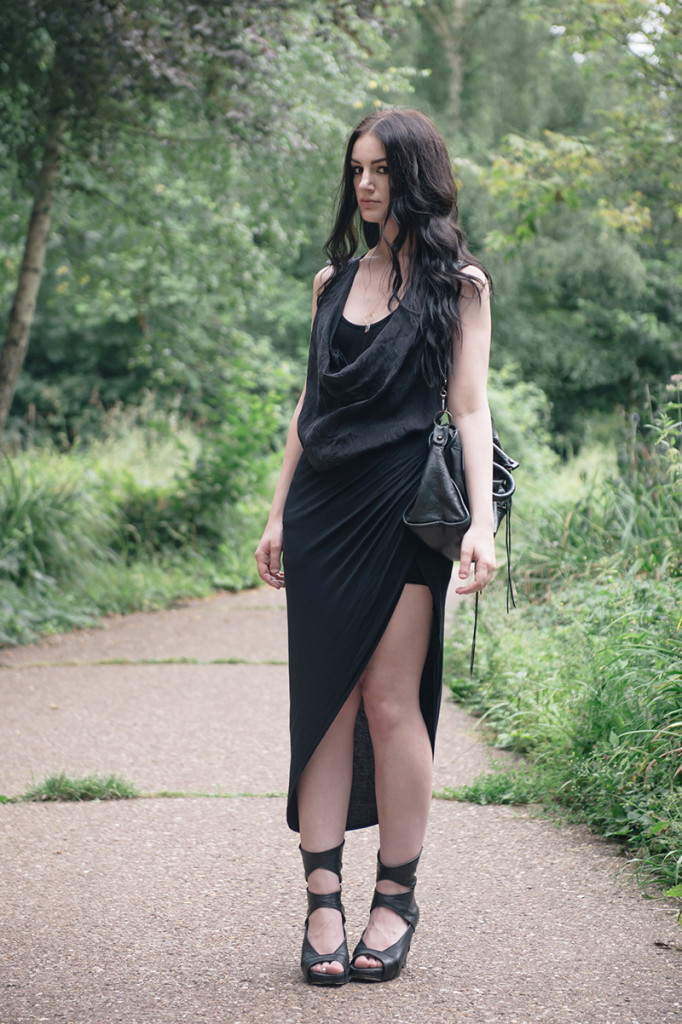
255 108 495 985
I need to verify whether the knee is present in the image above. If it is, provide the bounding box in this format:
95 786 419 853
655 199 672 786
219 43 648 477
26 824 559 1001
362 680 410 741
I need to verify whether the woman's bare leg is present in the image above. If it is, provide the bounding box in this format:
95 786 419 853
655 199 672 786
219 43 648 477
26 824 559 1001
297 686 361 976
354 582 433 969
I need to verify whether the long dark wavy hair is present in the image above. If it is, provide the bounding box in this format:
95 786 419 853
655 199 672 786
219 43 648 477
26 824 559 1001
322 108 491 385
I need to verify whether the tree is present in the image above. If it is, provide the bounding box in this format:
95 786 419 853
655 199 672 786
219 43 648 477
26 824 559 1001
402 0 681 444
0 0 412 437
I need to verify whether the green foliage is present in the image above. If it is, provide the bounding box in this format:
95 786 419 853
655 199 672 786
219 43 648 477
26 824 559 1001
449 577 682 894
402 1 682 446
1 0 417 442
521 381 682 586
0 410 271 645
438 765 547 806
0 450 117 587
447 379 682 900
22 771 140 802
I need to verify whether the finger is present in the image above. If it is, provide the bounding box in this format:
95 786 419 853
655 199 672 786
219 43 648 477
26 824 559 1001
462 560 494 593
458 548 472 581
268 546 282 576
255 547 282 589
475 560 495 586
455 558 495 595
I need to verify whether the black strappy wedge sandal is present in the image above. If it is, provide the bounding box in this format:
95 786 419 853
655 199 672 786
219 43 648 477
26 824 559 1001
349 850 421 983
300 841 350 986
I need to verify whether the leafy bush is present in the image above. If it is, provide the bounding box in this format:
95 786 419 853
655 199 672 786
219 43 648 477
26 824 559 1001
0 452 117 588
448 577 682 893
0 396 279 644
447 379 682 900
520 380 682 588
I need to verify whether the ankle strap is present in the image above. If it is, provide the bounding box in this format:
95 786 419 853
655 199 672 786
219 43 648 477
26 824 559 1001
376 849 421 889
370 887 419 930
299 841 345 883
306 887 346 923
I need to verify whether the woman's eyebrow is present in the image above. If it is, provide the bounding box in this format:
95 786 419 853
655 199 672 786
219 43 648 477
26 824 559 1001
349 158 387 165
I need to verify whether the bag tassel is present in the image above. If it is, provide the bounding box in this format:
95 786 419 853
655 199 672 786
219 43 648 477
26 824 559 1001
469 503 515 677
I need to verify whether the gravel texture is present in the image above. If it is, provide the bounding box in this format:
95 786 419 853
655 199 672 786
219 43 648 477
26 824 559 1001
1 587 680 1024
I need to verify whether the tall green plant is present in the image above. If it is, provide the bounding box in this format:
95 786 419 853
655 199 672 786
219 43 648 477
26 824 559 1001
0 453 116 587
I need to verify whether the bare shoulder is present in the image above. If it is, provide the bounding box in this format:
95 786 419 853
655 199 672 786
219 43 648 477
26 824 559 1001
459 263 490 304
311 263 335 317
314 263 334 294
460 263 489 289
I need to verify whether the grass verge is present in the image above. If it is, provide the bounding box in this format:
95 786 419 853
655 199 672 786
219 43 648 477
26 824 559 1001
0 422 275 646
447 573 682 909
0 774 287 804
445 382 682 913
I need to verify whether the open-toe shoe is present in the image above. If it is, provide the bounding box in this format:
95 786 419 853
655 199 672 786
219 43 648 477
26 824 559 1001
350 850 421 983
300 842 350 986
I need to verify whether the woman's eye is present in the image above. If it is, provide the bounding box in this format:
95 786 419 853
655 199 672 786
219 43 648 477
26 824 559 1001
351 164 388 176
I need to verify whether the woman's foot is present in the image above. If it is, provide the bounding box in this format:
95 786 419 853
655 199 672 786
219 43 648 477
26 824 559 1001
306 903 347 977
351 880 410 970
349 851 421 982
301 860 349 984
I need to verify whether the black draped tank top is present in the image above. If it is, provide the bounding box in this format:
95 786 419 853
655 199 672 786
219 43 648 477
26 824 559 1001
297 259 438 470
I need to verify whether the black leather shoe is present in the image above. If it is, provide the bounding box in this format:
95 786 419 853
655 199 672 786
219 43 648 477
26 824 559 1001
300 842 350 986
350 850 421 983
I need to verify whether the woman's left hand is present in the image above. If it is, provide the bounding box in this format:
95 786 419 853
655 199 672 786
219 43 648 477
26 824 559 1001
455 525 496 595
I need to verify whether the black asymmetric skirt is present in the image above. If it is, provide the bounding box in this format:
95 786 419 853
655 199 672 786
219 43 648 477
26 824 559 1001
282 431 452 832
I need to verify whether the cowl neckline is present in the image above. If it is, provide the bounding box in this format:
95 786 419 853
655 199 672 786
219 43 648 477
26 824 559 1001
315 259 415 403
297 258 435 470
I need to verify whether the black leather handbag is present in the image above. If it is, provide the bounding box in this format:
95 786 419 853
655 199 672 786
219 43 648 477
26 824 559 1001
403 410 518 562
403 398 519 674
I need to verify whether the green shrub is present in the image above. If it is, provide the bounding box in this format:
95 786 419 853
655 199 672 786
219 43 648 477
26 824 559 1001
0 453 117 588
448 570 682 893
446 378 682 900
0 400 276 644
520 381 682 587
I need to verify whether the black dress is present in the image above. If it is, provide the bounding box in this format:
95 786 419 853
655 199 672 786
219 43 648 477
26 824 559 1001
283 259 453 832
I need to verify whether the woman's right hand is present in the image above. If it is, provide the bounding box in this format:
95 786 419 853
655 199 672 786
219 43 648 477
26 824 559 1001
255 520 285 589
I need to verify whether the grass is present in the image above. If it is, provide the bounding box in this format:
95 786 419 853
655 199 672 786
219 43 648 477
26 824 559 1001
436 764 547 806
20 772 141 802
0 414 274 646
446 384 682 909
0 773 287 804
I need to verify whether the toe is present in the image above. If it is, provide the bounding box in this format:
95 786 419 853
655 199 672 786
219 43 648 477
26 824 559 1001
353 954 382 970
311 960 344 975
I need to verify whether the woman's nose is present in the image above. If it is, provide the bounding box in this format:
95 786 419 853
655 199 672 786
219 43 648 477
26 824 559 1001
359 169 373 189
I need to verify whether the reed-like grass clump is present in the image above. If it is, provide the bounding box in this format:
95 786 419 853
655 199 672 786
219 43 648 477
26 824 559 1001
0 404 272 645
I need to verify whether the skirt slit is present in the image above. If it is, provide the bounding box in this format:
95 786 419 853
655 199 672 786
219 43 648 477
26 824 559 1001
283 436 452 833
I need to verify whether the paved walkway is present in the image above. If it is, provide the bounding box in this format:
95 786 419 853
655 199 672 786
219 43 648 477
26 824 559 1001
0 587 680 1024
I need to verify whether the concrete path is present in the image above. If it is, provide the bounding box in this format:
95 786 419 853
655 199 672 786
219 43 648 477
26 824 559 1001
0 587 680 1024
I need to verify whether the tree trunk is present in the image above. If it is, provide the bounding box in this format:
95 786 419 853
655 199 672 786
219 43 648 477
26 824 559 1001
0 86 66 437
447 0 467 129
419 0 468 134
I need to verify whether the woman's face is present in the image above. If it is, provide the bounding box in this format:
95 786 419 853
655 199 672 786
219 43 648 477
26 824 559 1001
350 132 390 226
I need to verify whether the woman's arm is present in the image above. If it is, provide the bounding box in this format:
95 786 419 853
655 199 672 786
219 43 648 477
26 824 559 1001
448 268 496 595
254 267 330 589
254 385 305 589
